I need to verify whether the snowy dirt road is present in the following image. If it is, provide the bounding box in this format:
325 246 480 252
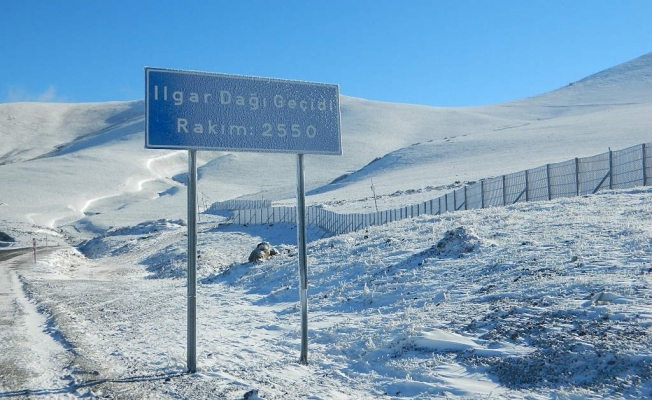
0 246 193 399
1 243 376 399
0 247 77 397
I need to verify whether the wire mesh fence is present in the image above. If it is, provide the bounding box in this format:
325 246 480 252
212 142 651 237
207 199 272 212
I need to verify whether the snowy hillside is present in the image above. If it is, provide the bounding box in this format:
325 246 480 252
0 52 651 399
0 52 651 233
514 51 652 107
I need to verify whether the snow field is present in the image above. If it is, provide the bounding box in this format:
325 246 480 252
13 187 652 399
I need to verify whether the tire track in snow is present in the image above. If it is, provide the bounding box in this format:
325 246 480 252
44 151 185 229
79 150 185 215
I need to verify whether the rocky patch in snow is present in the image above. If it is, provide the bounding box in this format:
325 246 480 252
78 219 185 259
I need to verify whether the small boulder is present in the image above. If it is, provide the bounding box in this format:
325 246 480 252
0 231 15 242
248 242 278 263
243 389 261 399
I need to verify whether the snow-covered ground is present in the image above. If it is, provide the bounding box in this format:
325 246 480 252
1 52 651 398
2 188 651 399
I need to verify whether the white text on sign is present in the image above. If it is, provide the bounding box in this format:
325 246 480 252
177 119 318 138
154 86 337 113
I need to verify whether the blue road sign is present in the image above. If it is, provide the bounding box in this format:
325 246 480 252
145 68 342 155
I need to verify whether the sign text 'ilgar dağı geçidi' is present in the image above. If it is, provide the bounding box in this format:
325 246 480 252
145 68 341 155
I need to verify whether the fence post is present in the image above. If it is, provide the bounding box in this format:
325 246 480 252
609 149 614 190
325 210 330 233
480 180 485 208
575 158 580 196
464 186 468 210
502 175 507 206
337 212 341 233
546 164 552 201
525 170 530 202
643 144 647 186
328 211 332 233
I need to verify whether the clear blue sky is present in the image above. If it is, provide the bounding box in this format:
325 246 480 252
2 0 651 107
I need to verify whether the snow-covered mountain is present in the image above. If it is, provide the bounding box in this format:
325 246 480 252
1 52 651 233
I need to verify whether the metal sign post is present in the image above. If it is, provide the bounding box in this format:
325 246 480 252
145 67 341 370
296 154 309 364
187 150 198 373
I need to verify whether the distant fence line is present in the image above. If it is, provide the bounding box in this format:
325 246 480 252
207 199 272 211
210 142 652 236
